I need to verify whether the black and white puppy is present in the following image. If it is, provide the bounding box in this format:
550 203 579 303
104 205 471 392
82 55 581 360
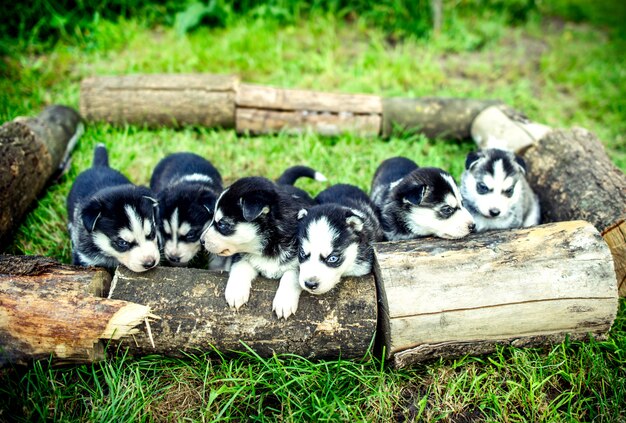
67 144 160 272
460 148 540 232
201 169 321 319
296 184 384 295
150 152 223 267
370 157 475 240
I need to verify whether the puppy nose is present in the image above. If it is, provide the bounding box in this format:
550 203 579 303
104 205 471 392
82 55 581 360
304 280 319 290
200 237 205 247
468 223 476 233
142 258 156 269
489 208 501 217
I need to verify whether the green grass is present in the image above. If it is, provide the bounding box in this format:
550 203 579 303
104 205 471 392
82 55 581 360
1 1 625 421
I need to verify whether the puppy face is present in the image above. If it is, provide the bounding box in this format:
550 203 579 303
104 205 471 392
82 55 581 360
462 149 526 220
392 168 475 239
202 178 278 257
82 188 160 272
297 206 365 295
157 187 217 266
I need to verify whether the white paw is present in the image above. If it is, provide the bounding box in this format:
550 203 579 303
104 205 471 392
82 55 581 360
225 278 251 310
272 285 301 319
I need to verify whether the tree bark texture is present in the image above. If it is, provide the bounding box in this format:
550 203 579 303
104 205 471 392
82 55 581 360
373 221 618 368
80 74 239 128
108 266 377 359
521 128 626 296
0 255 152 366
235 83 382 136
0 105 82 246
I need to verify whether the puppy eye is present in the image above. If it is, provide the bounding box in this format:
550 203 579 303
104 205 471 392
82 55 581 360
326 255 340 266
440 205 455 218
216 220 229 233
298 247 310 261
116 239 131 251
476 182 490 195
503 187 514 198
184 230 199 242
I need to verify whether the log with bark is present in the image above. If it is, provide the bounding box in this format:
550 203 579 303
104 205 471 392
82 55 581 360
80 74 239 128
0 105 82 247
374 221 618 368
236 83 382 136
517 128 626 297
0 255 152 366
107 266 378 359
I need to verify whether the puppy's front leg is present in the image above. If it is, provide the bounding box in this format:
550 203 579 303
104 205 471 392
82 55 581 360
272 269 302 319
225 258 257 309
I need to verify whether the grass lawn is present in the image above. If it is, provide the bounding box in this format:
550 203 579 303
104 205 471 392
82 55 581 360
1 1 625 421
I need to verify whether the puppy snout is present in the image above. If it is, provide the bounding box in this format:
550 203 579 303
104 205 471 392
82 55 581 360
142 258 157 269
168 255 181 264
304 279 320 291
489 208 501 217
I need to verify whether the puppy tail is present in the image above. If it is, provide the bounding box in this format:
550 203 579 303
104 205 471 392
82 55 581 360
92 143 109 167
276 166 327 186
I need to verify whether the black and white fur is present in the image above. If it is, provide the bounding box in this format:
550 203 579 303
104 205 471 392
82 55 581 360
370 157 475 240
150 152 223 268
460 148 540 232
67 144 160 272
296 184 384 295
201 167 322 319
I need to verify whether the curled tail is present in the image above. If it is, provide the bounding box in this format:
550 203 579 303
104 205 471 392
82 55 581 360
92 143 109 167
276 165 327 186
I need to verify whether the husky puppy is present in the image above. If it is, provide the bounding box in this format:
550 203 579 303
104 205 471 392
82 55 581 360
460 148 540 232
296 184 384 295
370 157 475 240
201 168 322 319
150 152 223 267
67 144 160 272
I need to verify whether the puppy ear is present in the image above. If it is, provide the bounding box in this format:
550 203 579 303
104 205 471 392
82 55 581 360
297 209 308 220
465 151 482 170
402 184 427 206
514 155 528 174
82 199 102 232
240 197 270 222
345 210 364 233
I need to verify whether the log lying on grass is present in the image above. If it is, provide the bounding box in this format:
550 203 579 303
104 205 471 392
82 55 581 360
80 74 239 128
519 128 626 297
0 105 82 246
0 255 152 365
107 266 377 359
374 221 618 368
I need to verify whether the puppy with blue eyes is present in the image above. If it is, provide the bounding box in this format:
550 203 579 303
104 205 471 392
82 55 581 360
67 144 160 273
296 184 384 296
150 152 224 268
370 157 475 241
201 167 323 319
460 148 540 232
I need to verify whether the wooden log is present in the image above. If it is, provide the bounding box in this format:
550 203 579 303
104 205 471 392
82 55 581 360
521 128 626 296
470 105 552 152
80 74 239 128
236 83 382 136
0 105 82 246
381 97 504 139
374 221 618 368
107 266 377 359
0 255 152 366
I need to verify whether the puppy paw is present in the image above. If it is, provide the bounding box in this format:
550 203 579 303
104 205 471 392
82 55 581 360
225 278 251 310
272 286 301 319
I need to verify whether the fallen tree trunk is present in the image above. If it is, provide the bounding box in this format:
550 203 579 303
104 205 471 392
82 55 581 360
108 266 377 359
520 128 626 297
0 105 82 246
374 221 618 368
80 74 239 128
0 255 152 366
